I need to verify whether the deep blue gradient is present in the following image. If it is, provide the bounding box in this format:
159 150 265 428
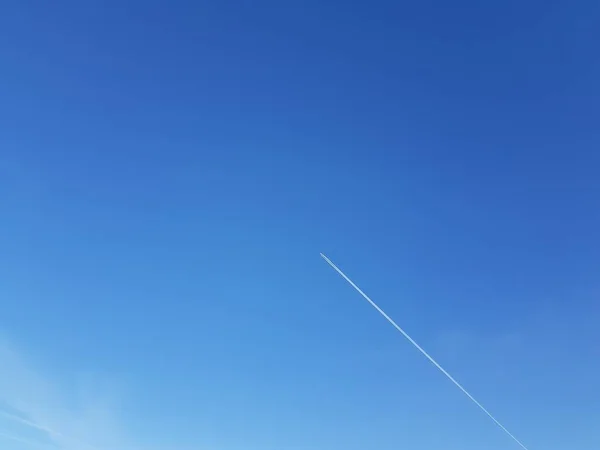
1 1 599 449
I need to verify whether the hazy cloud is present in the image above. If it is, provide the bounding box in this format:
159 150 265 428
0 337 134 450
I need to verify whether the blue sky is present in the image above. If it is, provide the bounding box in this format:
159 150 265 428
1 1 599 449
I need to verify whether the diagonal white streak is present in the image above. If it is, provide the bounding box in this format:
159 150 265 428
0 410 60 436
0 409 98 450
320 253 530 450
0 431 55 449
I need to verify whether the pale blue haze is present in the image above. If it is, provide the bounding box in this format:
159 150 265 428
1 1 599 450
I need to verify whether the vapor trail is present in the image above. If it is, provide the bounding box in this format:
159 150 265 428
320 253 530 450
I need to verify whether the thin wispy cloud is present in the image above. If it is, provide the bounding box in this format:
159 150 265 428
0 409 63 439
0 430 57 449
0 337 134 450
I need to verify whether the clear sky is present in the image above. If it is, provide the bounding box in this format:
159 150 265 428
1 1 599 450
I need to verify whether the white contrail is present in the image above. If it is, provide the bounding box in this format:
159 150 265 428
320 253 530 450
